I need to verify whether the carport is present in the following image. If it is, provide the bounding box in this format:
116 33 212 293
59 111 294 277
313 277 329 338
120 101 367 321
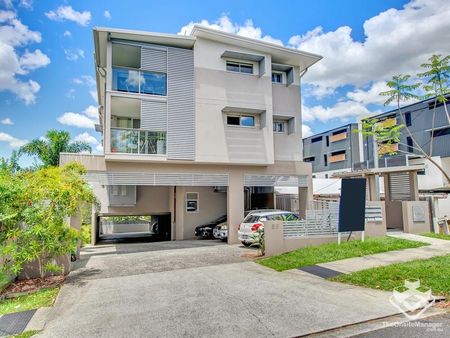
82 171 311 245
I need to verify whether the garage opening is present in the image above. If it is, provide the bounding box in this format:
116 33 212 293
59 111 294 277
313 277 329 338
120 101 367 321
98 214 171 242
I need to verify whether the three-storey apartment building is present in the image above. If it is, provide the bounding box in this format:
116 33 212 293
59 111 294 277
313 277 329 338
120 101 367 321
61 26 322 244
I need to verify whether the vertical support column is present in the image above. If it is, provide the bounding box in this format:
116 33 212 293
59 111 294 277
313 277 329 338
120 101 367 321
383 173 391 202
68 208 82 259
298 175 312 218
409 171 420 201
91 203 97 245
175 186 185 240
431 196 440 234
169 186 175 240
367 175 380 201
227 172 244 245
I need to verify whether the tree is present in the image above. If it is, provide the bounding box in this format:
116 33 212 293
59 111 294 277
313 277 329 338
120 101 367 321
19 130 92 167
378 74 450 185
0 163 97 278
417 54 450 155
0 150 21 173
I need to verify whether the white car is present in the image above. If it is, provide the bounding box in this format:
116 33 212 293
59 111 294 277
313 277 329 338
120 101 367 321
238 211 299 246
213 221 227 240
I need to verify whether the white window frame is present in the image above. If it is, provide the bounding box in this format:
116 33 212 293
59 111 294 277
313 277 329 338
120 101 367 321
273 120 285 133
225 60 254 75
271 72 283 84
226 114 256 128
186 192 199 213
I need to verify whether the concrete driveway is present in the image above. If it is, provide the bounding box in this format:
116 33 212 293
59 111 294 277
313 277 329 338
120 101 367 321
39 240 401 338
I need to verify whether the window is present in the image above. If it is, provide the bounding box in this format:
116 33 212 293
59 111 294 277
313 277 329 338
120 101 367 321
226 61 253 74
326 136 329 147
227 115 255 127
304 156 315 162
404 112 412 127
272 72 282 83
311 136 322 143
112 67 167 96
273 121 285 132
433 127 450 137
186 192 199 213
323 154 328 166
406 136 413 153
112 185 127 196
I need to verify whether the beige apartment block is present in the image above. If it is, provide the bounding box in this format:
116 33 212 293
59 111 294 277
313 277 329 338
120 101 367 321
61 26 322 244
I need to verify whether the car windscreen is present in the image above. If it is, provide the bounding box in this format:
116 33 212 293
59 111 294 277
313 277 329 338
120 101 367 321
243 215 260 223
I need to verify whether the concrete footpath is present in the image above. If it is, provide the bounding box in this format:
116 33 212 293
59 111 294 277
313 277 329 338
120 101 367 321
316 233 450 274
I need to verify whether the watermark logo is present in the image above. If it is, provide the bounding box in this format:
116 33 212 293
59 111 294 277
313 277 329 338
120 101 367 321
389 279 435 320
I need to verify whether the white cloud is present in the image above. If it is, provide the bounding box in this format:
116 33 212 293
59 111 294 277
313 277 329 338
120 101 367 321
57 112 95 129
104 10 111 20
290 0 450 96
302 124 313 138
19 49 50 73
73 75 95 87
303 101 380 123
65 88 75 99
1 117 13 125
0 132 27 148
0 10 48 104
82 105 99 121
19 0 32 9
64 48 84 61
73 132 98 145
95 143 103 153
90 90 98 103
63 30 71 37
57 105 98 129
178 15 283 45
45 5 91 26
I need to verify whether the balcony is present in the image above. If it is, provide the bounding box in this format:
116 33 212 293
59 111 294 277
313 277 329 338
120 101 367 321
112 67 166 96
110 128 166 155
329 153 346 163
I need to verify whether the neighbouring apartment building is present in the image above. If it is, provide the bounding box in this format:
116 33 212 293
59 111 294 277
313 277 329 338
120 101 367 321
61 26 322 244
361 96 450 218
302 123 362 178
303 96 450 218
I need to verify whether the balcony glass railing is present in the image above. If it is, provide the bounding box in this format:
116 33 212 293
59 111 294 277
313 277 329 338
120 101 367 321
112 67 167 96
110 128 166 155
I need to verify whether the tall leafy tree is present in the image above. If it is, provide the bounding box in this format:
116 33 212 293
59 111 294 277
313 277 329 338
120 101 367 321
0 150 20 173
418 54 450 155
380 74 450 184
19 130 92 167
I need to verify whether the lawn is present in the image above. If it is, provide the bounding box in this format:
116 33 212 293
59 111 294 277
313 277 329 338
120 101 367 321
332 255 450 298
421 232 450 241
0 287 59 315
258 237 428 271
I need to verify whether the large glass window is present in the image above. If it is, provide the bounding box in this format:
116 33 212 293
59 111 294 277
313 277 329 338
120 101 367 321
112 67 167 96
112 68 140 93
141 72 167 96
111 129 166 155
273 121 284 132
272 73 282 83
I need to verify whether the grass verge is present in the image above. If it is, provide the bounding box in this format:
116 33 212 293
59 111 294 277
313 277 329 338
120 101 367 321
0 287 59 315
331 255 450 298
10 330 41 338
258 237 428 271
421 232 450 241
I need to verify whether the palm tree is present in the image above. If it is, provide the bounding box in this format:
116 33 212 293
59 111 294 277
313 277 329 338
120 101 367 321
380 74 450 185
418 54 450 155
19 130 92 167
0 150 21 173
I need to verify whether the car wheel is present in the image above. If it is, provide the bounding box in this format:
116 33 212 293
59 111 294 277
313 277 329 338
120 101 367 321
242 241 251 247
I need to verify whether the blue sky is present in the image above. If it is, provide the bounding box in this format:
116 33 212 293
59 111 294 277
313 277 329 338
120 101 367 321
1 0 449 165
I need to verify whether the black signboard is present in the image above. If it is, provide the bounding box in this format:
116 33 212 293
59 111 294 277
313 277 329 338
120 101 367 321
338 178 367 232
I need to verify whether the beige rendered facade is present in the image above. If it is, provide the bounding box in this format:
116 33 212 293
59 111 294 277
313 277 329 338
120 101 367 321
61 26 322 244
